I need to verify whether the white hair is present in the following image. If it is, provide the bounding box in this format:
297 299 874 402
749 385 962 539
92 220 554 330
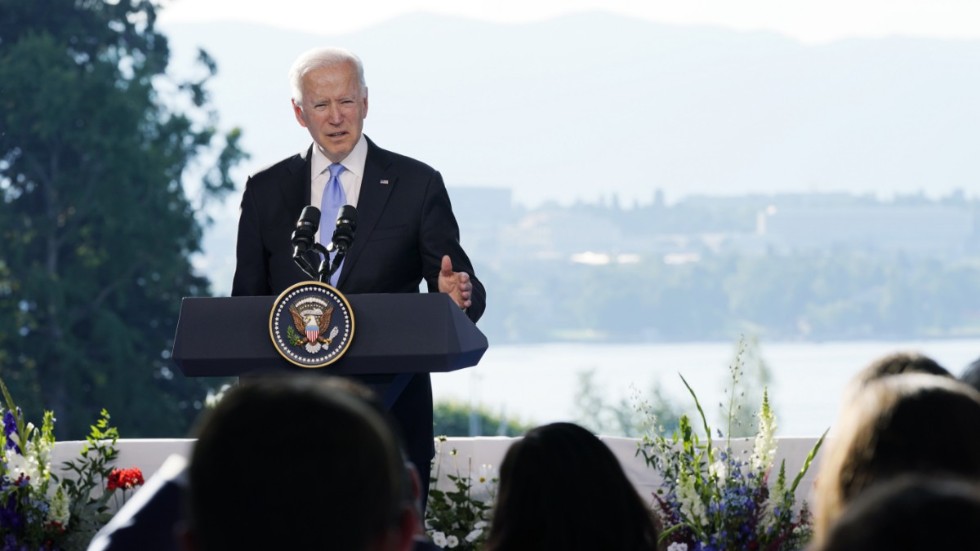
288 47 367 103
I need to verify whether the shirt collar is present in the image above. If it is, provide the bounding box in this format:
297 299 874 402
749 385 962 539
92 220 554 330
311 134 368 178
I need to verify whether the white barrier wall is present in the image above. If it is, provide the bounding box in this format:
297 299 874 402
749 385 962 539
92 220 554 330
52 436 823 507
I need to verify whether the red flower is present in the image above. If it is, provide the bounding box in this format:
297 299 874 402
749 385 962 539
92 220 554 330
107 467 145 491
45 521 66 534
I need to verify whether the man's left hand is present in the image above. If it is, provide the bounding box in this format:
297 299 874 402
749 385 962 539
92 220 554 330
438 255 472 311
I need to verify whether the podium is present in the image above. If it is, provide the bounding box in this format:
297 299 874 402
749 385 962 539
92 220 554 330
171 293 488 378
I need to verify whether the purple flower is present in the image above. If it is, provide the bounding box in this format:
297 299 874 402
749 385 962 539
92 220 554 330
0 493 25 537
1 532 30 551
3 410 20 454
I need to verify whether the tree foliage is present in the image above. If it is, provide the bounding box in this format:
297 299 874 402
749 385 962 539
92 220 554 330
0 0 246 437
433 400 531 436
573 369 683 437
480 249 980 344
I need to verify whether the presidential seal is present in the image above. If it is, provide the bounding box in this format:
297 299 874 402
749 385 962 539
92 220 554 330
269 281 355 368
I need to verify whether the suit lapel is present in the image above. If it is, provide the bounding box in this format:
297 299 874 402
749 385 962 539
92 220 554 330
338 137 395 288
280 146 313 219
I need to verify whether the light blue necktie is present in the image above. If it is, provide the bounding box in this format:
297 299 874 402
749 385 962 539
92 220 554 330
320 162 347 286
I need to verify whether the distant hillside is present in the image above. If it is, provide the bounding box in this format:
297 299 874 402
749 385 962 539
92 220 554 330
159 13 980 294
161 12 980 207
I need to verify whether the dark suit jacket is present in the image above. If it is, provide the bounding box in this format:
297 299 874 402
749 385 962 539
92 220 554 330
231 136 486 488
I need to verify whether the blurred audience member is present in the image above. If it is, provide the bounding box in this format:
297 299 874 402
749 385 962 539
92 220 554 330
959 355 980 394
847 350 951 389
87 454 187 551
180 376 417 551
484 422 659 551
836 350 952 409
812 374 980 546
815 475 980 551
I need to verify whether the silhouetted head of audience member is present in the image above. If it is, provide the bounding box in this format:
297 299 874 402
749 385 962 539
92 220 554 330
849 350 951 388
959 356 980 394
181 376 416 551
813 373 980 546
484 422 659 551
816 475 980 551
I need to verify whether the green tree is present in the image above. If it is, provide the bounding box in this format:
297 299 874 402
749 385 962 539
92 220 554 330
0 0 246 437
433 400 532 436
573 369 682 437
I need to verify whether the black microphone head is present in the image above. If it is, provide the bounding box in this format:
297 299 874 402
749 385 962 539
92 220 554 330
331 205 357 252
298 205 321 230
335 205 357 232
291 205 321 267
292 206 320 243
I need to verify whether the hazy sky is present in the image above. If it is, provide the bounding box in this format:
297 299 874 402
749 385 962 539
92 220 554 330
159 0 980 43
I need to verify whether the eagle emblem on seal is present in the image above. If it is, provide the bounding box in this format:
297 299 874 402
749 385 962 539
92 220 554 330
291 303 332 342
287 301 339 353
270 281 354 368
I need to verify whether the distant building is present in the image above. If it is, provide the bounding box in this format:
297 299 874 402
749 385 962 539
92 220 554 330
503 209 625 260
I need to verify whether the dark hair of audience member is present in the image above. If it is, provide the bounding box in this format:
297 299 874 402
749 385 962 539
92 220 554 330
838 350 952 407
849 350 951 387
816 475 980 551
960 356 980 394
183 376 412 551
812 374 980 547
484 422 659 551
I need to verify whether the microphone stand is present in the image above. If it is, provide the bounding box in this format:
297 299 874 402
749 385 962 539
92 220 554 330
295 243 329 281
318 244 348 284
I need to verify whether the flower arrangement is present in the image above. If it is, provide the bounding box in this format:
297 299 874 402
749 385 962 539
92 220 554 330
105 468 144 492
0 378 143 551
425 436 496 550
105 467 145 511
638 374 825 551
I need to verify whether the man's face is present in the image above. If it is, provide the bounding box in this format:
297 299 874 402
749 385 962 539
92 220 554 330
292 61 368 163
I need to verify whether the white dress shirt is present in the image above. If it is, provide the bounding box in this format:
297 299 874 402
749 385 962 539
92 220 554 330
310 134 367 242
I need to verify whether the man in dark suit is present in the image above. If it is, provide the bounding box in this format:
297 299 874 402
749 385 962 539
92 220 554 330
231 47 486 502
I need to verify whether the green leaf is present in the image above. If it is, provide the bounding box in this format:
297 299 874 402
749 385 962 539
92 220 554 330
790 428 827 495
680 373 714 459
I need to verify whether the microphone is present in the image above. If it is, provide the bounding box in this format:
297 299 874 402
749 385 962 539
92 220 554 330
320 205 358 283
291 206 321 279
328 205 358 255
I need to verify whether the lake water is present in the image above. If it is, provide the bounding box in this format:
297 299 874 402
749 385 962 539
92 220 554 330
430 339 980 436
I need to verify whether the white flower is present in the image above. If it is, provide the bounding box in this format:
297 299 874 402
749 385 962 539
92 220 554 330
708 459 727 487
465 528 483 542
676 474 705 523
4 446 43 489
446 535 459 548
6 454 28 480
473 520 489 530
667 543 688 551
471 463 498 496
47 482 71 525
751 388 777 473
431 532 447 548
